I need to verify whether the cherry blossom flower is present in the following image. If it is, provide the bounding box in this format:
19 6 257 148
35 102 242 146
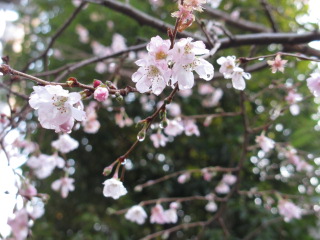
184 119 200 136
150 204 167 224
132 57 171 95
111 33 127 52
75 24 89 44
285 90 302 116
7 209 29 240
230 67 251 91
125 205 148 225
307 73 320 97
205 201 218 212
51 134 79 154
27 154 65 179
94 87 109 102
278 200 302 222
215 182 230 194
51 177 75 198
167 102 181 117
19 182 37 199
164 208 178 224
171 5 195 32
221 174 237 185
150 132 169 148
201 168 214 181
29 85 86 133
132 36 172 95
198 83 215 95
267 54 288 73
202 88 223 108
255 133 275 153
147 35 171 64
164 119 184 136
82 102 100 134
217 56 236 79
170 38 214 90
115 107 133 128
177 172 191 184
102 178 127 199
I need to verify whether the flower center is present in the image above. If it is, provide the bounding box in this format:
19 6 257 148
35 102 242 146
155 51 167 60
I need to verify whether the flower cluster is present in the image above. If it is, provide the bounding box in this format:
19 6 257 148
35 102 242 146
132 36 214 95
172 0 207 32
278 200 302 222
217 56 251 90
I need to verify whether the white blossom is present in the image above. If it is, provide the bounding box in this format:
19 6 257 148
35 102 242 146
125 205 148 225
102 178 127 199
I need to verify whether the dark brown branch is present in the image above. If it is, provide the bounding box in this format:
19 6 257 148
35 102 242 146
204 6 271 33
260 0 279 32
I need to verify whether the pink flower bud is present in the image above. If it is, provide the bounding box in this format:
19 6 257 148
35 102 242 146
93 79 102 88
94 87 109 102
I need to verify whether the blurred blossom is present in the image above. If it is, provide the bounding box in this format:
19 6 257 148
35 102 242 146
205 201 218 212
150 132 168 148
7 208 29 240
125 205 148 225
215 182 230 194
221 174 237 185
51 134 79 154
150 204 166 224
82 102 100 134
164 119 184 136
177 172 191 184
75 24 89 44
183 119 200 136
51 177 75 198
255 133 275 153
278 200 302 222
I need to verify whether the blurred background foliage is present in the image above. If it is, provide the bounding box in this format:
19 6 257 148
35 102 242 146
1 0 320 239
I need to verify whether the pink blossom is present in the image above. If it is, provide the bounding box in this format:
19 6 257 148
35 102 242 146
132 36 172 95
307 73 320 97
167 102 181 117
115 107 133 128
7 209 29 240
94 87 109 102
202 88 223 108
215 182 230 194
150 204 167 224
51 134 79 154
177 172 191 184
278 200 302 222
82 102 100 134
171 5 195 32
178 89 193 97
222 174 237 185
164 119 184 137
285 90 302 116
102 178 127 199
198 83 215 95
201 168 214 181
19 182 37 199
184 119 200 136
27 154 65 179
255 133 275 153
29 85 86 133
150 132 168 148
267 54 288 73
125 205 148 225
51 177 75 198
